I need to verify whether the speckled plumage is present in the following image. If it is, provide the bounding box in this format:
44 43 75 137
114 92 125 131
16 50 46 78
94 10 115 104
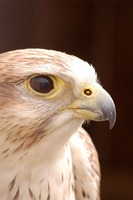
0 49 116 200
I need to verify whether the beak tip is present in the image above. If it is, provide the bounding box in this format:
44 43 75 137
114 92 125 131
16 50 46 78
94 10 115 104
109 123 115 130
108 110 116 130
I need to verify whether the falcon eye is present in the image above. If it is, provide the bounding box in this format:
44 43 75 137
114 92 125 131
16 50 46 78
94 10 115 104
30 76 54 94
25 74 64 98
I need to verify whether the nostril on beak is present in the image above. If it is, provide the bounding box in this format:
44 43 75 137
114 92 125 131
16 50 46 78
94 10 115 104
84 89 92 96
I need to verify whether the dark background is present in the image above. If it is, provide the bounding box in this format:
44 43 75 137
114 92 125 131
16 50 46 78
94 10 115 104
0 0 132 199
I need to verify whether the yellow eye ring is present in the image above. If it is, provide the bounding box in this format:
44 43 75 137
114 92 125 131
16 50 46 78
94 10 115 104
24 74 65 99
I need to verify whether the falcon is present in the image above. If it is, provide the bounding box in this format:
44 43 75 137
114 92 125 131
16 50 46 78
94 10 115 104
0 49 116 200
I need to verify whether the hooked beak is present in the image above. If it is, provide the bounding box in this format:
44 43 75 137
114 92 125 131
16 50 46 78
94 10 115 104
69 83 116 129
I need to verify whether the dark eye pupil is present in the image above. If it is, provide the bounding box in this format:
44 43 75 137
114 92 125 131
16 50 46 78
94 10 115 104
30 76 54 93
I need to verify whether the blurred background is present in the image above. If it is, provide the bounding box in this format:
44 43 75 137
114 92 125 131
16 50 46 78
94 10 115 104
0 0 132 199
